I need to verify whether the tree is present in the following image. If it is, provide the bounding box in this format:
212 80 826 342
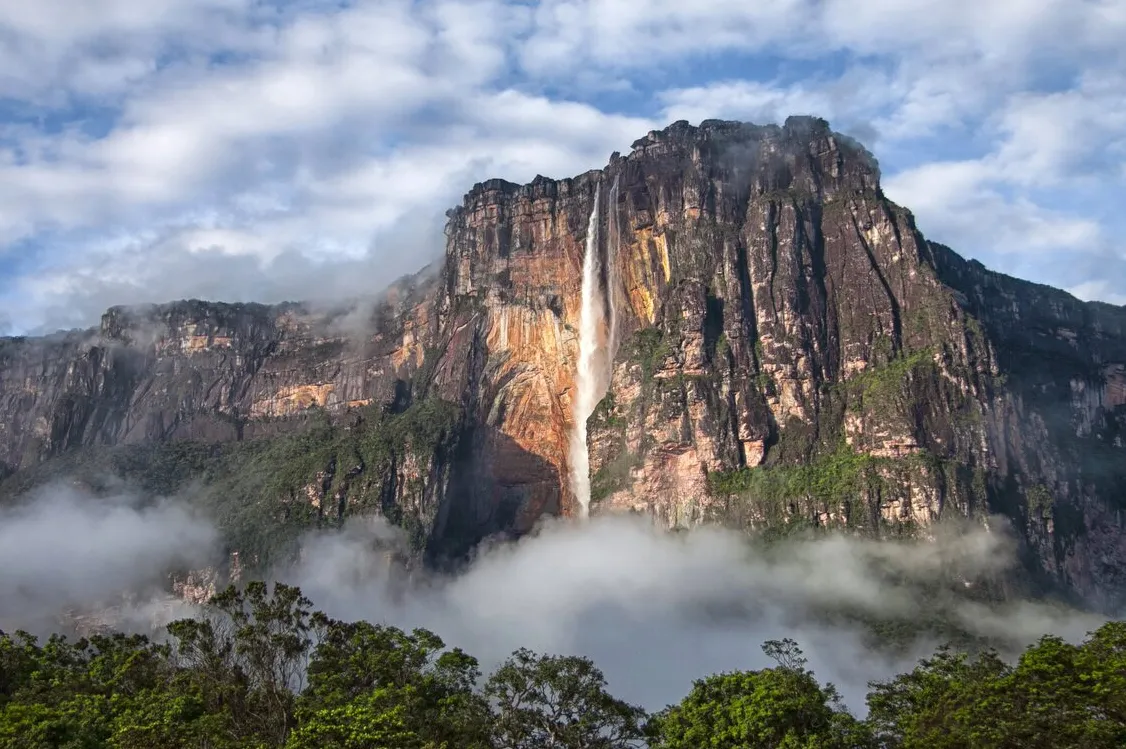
165 580 327 747
0 630 178 749
1075 621 1126 726
289 620 491 749
865 645 1009 749
108 679 234 749
285 689 430 749
485 648 647 749
0 630 40 708
865 623 1126 749
7 579 1121 749
648 639 872 749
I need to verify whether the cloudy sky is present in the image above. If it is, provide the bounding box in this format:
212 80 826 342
0 0 1123 334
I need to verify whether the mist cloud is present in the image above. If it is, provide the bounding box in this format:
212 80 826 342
0 488 1107 714
0 484 218 634
281 513 1107 713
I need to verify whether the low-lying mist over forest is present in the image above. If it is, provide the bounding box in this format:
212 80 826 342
0 482 1110 713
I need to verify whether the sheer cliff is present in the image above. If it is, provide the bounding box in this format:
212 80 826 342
2 117 1124 607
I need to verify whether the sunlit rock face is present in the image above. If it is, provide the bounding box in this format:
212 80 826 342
2 117 1125 608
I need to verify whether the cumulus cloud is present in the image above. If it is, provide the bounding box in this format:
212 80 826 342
0 484 218 634
883 161 1104 255
1 0 1124 332
0 0 252 102
657 68 895 146
880 68 1126 293
990 71 1126 186
4 94 652 333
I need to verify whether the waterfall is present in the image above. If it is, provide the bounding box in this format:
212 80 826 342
570 183 603 518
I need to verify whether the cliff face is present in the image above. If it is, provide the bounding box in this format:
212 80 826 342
0 273 436 474
2 117 1125 607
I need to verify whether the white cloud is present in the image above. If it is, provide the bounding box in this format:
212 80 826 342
517 0 812 76
816 0 1088 62
0 84 652 332
880 65 1126 283
884 161 1104 256
1069 280 1126 306
0 0 258 102
991 71 1126 186
0 0 1124 331
0 505 1103 712
657 68 896 142
0 0 661 334
0 0 246 42
516 0 1125 84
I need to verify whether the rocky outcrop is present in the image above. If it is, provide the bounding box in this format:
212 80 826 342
2 117 1125 609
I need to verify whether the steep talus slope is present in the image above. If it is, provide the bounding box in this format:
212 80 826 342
1 117 1124 607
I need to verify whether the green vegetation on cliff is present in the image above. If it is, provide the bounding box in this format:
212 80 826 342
630 328 675 383
2 582 1124 748
704 441 909 533
846 348 936 407
0 398 463 568
707 443 883 507
703 438 983 537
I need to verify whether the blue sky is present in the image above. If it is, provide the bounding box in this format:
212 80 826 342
0 0 1123 334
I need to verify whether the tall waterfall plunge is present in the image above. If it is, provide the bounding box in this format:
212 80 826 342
569 178 619 518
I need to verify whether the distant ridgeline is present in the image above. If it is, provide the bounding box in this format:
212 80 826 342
1 116 1125 609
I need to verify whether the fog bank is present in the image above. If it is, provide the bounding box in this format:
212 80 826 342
284 513 1107 712
0 490 1108 713
0 485 217 635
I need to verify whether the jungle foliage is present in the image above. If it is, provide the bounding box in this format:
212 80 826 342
2 581 1123 748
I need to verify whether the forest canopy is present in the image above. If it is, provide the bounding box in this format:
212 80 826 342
1 581 1123 749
